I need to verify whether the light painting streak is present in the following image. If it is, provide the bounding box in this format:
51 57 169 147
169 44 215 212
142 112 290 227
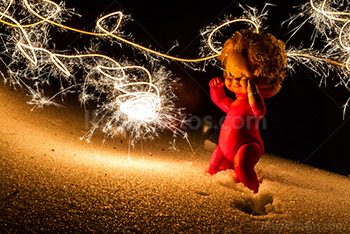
285 0 350 118
1 0 260 63
5 0 349 148
0 0 261 147
287 0 350 70
0 0 177 146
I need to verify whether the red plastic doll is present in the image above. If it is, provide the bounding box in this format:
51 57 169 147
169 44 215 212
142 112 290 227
209 29 287 193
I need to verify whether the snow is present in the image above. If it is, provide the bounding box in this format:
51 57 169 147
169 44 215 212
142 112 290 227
0 84 350 233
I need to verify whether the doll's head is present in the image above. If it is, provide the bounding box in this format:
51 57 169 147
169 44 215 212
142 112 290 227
218 29 287 98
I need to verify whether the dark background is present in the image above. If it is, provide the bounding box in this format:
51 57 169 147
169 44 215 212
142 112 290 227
55 0 349 175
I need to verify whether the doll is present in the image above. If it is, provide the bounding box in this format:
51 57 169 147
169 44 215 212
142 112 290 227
209 29 287 193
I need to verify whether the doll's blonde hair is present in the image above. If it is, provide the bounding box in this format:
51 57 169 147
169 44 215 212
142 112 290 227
218 29 287 98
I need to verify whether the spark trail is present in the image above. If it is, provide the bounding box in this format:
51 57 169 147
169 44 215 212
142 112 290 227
2 0 349 147
285 0 350 118
0 0 260 147
0 0 184 145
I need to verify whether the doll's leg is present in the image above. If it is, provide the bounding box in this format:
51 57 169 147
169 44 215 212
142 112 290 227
209 145 233 175
233 142 262 193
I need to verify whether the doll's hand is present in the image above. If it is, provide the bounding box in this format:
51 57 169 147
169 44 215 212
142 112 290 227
240 76 250 91
247 79 260 96
209 77 224 89
247 79 266 117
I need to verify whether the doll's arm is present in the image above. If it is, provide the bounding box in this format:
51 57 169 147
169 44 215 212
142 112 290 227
209 77 233 113
247 79 266 118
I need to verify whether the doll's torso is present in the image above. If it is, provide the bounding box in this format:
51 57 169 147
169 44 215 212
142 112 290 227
219 98 264 156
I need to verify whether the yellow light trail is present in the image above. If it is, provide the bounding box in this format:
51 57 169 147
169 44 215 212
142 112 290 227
0 0 262 135
288 0 350 71
0 0 161 123
8 0 349 142
0 0 259 63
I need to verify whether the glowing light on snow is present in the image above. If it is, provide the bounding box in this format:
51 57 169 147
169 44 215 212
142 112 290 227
120 95 159 122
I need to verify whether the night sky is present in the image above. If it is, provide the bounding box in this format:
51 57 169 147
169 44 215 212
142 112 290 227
57 0 350 175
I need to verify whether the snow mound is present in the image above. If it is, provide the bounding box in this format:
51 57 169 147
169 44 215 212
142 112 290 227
0 84 350 233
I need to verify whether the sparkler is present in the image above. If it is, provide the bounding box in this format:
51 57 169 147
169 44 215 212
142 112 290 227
0 0 181 145
285 0 350 117
2 0 349 148
0 0 261 147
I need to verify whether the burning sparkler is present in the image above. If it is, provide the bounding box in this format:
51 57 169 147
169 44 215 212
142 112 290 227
285 0 350 117
0 0 262 147
2 0 350 147
0 0 187 146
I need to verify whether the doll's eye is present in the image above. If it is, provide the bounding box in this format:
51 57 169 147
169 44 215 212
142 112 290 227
241 73 247 77
229 72 233 77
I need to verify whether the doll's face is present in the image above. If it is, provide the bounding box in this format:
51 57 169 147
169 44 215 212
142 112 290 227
224 51 253 95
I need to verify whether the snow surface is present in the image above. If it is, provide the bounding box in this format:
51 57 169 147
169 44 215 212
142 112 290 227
0 84 350 233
